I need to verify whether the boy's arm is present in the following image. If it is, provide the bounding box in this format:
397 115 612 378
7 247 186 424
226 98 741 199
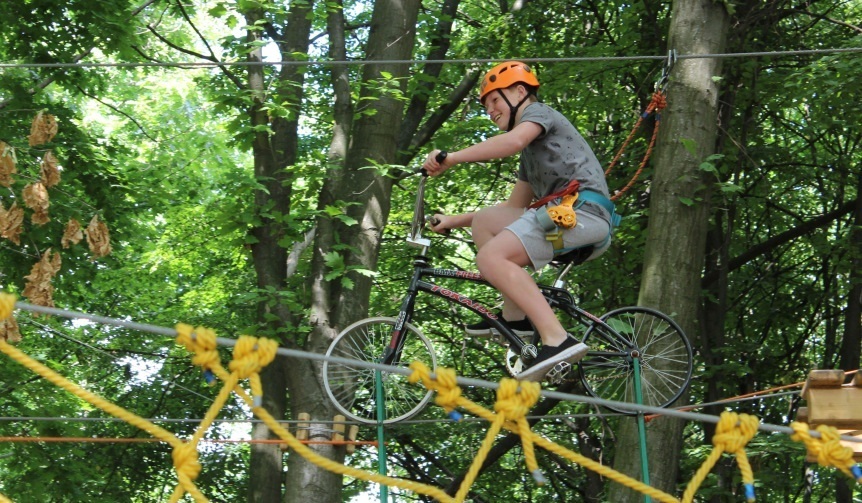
429 181 534 234
424 121 543 175
501 180 535 209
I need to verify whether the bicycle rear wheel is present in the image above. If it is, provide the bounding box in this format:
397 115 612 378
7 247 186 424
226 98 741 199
323 317 437 425
579 307 692 413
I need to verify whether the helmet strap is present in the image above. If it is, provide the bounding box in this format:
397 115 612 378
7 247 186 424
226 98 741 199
497 89 532 132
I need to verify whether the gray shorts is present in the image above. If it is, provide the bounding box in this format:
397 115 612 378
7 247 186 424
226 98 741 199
506 207 611 270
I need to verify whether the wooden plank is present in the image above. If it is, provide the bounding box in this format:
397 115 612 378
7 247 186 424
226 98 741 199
806 388 862 429
346 425 360 455
796 407 808 423
801 369 846 398
296 412 311 441
332 415 346 442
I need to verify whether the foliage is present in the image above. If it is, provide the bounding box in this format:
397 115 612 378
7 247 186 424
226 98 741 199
1 0 861 501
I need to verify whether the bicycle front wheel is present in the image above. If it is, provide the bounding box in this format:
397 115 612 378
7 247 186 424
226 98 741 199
323 317 437 425
579 307 692 413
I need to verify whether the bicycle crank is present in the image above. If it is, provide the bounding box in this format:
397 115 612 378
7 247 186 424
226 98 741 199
504 344 538 377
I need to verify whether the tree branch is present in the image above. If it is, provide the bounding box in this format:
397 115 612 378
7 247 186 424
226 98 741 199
702 199 857 286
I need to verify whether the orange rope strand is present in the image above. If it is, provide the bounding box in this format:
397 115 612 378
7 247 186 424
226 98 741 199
0 436 377 446
606 91 667 201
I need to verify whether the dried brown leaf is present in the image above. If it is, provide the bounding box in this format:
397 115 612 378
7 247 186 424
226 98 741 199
0 316 21 343
62 218 83 248
28 111 58 146
40 150 61 187
0 202 24 245
0 141 17 187
22 182 50 225
23 248 62 308
85 215 112 258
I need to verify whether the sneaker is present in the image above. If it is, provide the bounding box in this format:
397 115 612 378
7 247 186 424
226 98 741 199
517 336 588 383
464 314 533 338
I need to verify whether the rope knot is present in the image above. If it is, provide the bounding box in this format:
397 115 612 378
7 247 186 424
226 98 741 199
432 367 462 413
229 336 278 407
175 324 221 373
813 425 855 467
650 91 668 112
408 362 462 414
494 378 539 421
229 336 277 378
172 442 202 481
713 412 758 454
791 421 859 482
408 360 432 385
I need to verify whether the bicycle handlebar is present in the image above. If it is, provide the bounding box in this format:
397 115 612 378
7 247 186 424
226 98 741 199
417 150 448 178
408 151 449 247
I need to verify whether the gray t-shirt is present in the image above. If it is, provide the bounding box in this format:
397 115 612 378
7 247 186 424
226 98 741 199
517 102 610 219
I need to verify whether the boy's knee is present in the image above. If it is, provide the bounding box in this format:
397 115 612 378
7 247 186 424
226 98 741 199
475 248 494 273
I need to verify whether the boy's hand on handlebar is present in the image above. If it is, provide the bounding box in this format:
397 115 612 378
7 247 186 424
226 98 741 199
427 214 452 235
422 149 450 176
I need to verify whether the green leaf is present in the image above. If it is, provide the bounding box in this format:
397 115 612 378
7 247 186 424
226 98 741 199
323 251 344 270
680 138 698 156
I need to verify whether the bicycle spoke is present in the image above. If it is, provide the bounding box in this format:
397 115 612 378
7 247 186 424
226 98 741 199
323 317 437 425
580 307 692 413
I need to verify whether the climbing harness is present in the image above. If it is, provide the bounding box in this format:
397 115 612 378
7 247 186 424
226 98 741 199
530 180 621 255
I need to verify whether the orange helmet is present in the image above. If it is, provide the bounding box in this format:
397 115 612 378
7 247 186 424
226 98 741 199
479 61 540 103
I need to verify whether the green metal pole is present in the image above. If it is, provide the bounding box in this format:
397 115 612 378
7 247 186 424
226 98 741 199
375 370 388 503
632 357 652 503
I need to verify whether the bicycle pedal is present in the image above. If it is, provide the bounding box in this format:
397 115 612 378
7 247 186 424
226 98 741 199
545 361 573 385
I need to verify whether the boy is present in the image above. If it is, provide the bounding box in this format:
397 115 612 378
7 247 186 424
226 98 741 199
422 61 613 382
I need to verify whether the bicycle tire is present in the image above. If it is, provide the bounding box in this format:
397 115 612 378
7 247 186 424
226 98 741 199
323 317 437 425
578 306 692 413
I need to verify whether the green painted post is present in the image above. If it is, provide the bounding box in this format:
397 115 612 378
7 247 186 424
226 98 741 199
375 370 389 503
632 357 652 503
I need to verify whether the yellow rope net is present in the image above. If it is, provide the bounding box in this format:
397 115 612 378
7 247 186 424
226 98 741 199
1 292 860 502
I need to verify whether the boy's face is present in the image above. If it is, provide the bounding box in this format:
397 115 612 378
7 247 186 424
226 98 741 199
483 86 524 131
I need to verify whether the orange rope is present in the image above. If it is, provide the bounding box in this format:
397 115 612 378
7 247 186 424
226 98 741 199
645 369 859 421
0 436 377 446
605 91 667 202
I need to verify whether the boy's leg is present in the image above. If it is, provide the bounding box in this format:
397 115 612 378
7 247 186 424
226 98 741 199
475 228 588 382
473 229 567 346
471 206 529 321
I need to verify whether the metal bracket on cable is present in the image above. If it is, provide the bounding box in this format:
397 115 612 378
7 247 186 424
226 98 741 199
656 49 677 93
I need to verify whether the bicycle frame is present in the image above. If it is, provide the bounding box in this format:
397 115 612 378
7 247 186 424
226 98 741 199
322 172 692 424
381 252 535 367
385 173 638 372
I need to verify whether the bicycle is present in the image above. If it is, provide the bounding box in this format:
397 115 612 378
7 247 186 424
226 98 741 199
322 169 693 425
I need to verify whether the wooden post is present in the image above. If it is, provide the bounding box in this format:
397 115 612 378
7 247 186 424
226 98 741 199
332 415 346 443
346 425 360 454
296 412 311 441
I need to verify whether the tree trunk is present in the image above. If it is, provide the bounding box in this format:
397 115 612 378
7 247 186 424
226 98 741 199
836 159 862 503
242 1 316 501
607 0 731 500
301 1 422 502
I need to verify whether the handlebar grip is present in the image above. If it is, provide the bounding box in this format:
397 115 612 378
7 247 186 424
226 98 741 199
427 215 451 236
418 151 448 177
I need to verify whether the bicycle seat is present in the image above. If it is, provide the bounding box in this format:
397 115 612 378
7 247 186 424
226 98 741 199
549 246 593 268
